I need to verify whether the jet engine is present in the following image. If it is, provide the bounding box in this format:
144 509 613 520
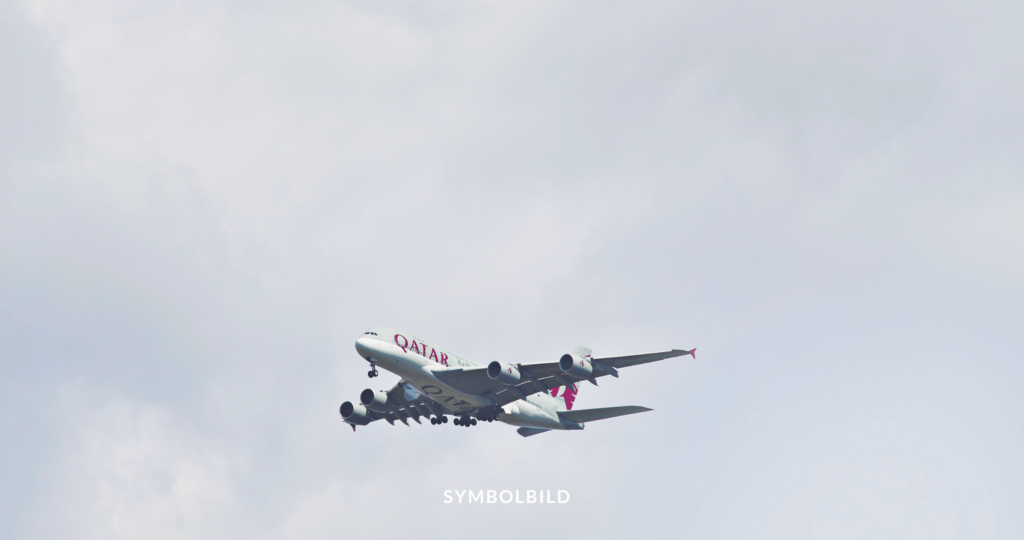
360 389 392 412
559 353 593 379
487 361 521 386
340 401 372 425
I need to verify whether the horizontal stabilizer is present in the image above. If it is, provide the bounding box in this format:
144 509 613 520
558 405 652 423
517 427 552 437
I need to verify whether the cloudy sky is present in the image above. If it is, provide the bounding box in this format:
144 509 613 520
2 0 1022 538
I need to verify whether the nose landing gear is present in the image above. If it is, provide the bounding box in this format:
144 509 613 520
366 358 379 378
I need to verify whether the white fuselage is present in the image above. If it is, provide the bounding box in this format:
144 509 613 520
355 327 569 430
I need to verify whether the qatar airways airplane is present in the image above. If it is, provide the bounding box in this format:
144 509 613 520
339 327 695 437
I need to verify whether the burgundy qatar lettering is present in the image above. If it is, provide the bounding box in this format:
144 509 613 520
394 334 408 352
393 334 451 367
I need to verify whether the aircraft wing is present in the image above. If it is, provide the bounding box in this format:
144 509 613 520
431 366 501 396
366 380 451 426
516 349 695 379
592 348 695 369
434 348 694 407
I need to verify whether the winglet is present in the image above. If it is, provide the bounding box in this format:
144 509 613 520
688 348 696 359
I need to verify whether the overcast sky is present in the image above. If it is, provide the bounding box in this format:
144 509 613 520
2 0 1023 538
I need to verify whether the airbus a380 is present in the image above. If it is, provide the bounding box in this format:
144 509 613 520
339 327 696 437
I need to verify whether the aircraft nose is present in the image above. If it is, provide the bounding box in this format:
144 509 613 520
354 336 377 359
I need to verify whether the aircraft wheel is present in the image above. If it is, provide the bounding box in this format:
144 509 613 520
471 419 477 426
454 418 461 426
367 371 374 378
442 416 448 423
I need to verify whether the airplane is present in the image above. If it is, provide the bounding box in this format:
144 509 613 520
339 327 696 437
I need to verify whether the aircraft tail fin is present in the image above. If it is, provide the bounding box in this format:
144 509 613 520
548 345 590 411
550 382 580 411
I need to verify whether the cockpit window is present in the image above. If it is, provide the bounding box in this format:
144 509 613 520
364 331 378 336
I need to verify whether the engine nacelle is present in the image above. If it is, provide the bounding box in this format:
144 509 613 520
559 353 593 379
487 361 521 386
339 401 372 425
360 389 392 412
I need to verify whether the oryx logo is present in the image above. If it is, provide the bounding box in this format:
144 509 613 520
550 384 579 410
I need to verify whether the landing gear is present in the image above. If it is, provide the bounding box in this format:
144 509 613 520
430 416 448 425
366 359 379 378
477 406 500 422
454 416 477 427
